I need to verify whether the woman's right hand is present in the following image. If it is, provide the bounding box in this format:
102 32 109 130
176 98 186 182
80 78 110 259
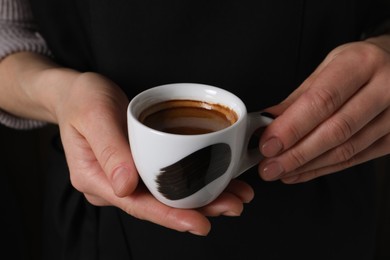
56 71 255 236
0 52 254 236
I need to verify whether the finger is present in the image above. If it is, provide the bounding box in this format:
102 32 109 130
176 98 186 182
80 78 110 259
196 179 254 217
84 193 111 206
81 169 212 236
77 155 248 235
260 70 389 181
283 107 390 177
181 179 254 217
260 46 390 181
59 73 138 197
76 84 138 197
224 179 254 203
85 115 138 197
111 184 212 236
197 192 244 217
260 45 374 158
281 133 390 184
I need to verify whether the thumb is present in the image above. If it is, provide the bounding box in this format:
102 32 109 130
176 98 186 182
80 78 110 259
83 100 139 197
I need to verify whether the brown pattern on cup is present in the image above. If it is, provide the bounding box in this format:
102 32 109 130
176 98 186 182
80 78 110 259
156 143 231 200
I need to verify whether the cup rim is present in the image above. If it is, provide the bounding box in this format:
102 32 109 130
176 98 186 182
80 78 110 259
128 83 247 136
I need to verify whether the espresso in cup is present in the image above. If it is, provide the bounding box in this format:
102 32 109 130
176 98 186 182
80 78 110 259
138 99 238 135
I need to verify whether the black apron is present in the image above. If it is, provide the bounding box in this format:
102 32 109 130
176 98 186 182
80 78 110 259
29 0 390 259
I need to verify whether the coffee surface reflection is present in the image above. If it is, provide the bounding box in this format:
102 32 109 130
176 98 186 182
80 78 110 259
139 99 238 135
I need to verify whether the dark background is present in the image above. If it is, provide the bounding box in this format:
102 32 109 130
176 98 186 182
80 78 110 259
1 124 389 260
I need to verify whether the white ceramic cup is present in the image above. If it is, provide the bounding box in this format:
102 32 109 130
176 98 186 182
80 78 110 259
127 83 273 208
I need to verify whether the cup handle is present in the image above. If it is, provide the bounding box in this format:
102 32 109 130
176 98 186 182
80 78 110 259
233 112 274 178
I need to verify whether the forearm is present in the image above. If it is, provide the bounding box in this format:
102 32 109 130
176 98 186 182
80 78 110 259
0 51 80 124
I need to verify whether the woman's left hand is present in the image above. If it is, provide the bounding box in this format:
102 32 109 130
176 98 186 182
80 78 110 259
258 35 390 184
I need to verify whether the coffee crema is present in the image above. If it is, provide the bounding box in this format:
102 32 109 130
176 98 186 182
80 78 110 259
139 99 238 135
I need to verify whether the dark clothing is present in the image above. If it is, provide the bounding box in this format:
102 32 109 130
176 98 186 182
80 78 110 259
29 0 390 259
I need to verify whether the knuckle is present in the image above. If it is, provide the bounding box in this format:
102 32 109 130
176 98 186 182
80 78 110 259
84 194 106 206
287 149 308 170
384 133 390 145
68 171 85 193
304 88 340 119
341 156 358 170
288 123 304 145
334 141 356 162
69 169 97 194
354 42 386 67
99 145 119 173
327 115 354 144
310 169 323 180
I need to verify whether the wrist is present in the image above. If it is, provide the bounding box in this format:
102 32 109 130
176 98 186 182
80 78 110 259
31 65 81 124
2 52 82 124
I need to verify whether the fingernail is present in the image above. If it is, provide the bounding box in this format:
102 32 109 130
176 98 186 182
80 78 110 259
282 175 300 184
261 137 283 157
223 210 242 217
244 193 255 204
189 230 208 236
112 167 130 195
262 162 284 180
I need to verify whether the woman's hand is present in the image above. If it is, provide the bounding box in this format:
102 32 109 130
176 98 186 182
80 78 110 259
259 35 390 184
53 72 254 236
0 53 254 236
